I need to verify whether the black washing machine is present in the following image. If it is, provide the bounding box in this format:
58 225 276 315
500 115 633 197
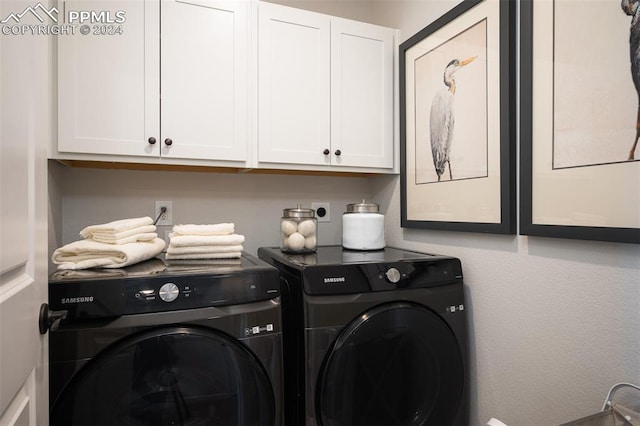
258 246 468 426
46 254 283 426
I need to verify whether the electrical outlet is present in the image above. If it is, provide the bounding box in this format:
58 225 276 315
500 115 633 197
155 201 173 226
312 202 331 223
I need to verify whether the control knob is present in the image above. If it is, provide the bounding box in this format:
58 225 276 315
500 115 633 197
385 267 401 284
159 283 179 302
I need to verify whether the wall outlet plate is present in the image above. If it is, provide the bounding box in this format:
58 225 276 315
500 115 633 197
155 201 172 226
311 202 331 223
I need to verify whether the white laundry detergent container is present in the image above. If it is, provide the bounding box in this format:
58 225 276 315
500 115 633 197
342 200 385 251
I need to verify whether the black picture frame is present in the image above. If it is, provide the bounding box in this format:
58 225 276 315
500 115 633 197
520 0 640 244
400 0 516 234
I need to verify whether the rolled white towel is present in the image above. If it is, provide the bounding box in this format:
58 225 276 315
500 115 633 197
80 217 154 239
172 223 234 236
165 251 242 260
92 232 158 245
168 233 245 247
166 244 243 255
52 238 166 270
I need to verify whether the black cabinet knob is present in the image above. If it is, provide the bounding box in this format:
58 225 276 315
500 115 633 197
164 138 173 146
323 149 330 155
334 149 341 156
148 137 156 145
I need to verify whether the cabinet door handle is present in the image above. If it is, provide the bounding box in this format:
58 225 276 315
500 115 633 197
334 149 341 156
164 138 173 146
148 137 156 145
323 149 330 155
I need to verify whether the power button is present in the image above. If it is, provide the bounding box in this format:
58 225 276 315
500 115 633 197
385 268 401 284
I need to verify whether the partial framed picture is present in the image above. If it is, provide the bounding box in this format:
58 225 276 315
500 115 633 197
520 0 640 244
400 0 516 234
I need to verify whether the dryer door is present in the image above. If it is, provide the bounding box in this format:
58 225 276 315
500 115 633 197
316 302 464 426
50 326 275 426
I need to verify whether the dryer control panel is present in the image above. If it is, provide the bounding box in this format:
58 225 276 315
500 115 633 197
302 258 463 295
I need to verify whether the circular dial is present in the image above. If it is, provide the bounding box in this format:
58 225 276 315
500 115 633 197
385 267 401 283
159 283 179 302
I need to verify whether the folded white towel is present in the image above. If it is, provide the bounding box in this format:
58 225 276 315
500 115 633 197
166 244 243 255
165 251 242 260
80 217 154 239
52 238 166 270
90 225 157 241
172 223 234 236
168 234 245 247
92 232 158 245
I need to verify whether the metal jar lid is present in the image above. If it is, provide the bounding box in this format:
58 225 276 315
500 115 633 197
345 200 380 214
283 204 315 218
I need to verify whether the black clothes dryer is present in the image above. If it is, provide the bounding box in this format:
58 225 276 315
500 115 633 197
258 246 468 426
47 254 283 426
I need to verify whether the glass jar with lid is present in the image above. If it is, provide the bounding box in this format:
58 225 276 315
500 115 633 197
280 205 317 253
342 200 385 250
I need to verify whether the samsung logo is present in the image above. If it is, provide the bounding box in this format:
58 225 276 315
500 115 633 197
61 296 94 304
323 277 346 284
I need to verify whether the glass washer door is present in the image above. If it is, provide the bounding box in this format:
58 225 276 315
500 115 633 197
51 326 275 426
316 302 464 426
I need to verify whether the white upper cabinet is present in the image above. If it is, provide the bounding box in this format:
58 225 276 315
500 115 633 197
58 0 158 158
330 18 394 169
57 0 248 163
160 0 248 161
257 2 395 171
257 2 331 166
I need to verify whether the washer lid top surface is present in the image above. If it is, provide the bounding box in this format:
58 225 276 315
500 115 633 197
258 245 454 268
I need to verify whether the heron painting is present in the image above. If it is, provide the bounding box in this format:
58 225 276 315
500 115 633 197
622 0 640 160
430 56 477 181
413 19 487 185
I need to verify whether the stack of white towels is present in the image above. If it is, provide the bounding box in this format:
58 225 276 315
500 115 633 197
166 223 245 260
52 217 166 270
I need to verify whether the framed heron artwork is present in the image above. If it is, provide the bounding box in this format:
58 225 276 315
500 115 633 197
520 0 640 243
400 0 516 234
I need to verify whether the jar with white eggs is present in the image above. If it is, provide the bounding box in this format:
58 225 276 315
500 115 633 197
280 205 317 254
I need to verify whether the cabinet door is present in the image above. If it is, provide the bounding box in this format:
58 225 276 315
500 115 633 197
161 0 248 161
258 2 330 166
58 0 160 157
331 18 394 169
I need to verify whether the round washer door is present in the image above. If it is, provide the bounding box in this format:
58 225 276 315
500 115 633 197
51 326 275 426
316 302 464 426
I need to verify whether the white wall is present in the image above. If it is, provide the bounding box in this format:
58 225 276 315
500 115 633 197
264 0 373 21
369 1 640 425
52 163 373 255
